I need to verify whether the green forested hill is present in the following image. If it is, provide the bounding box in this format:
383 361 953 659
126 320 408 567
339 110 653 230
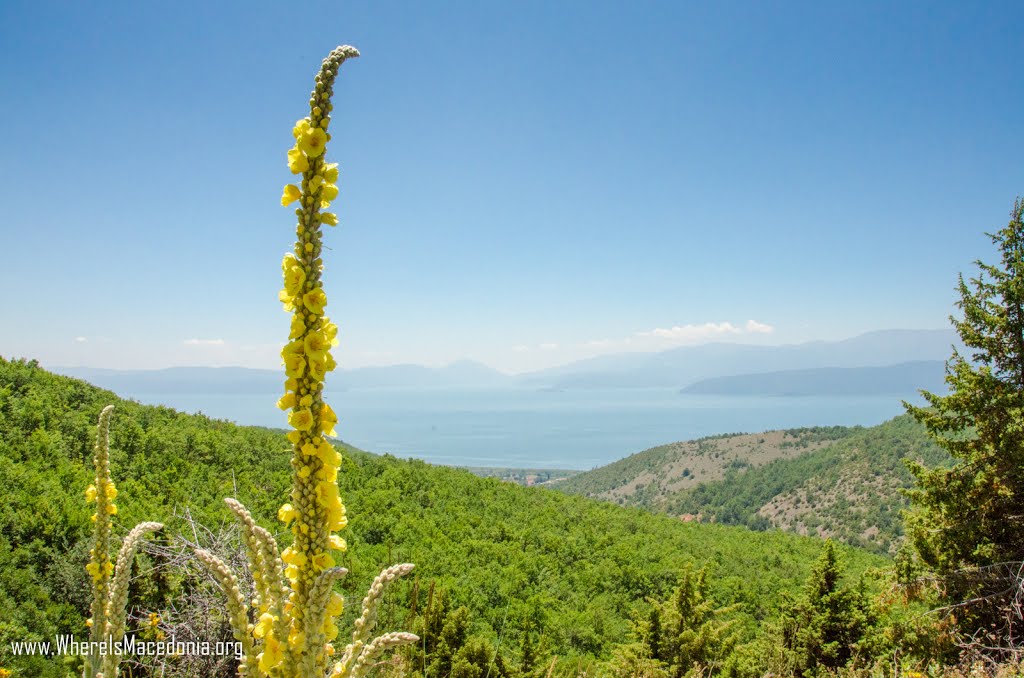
0 357 887 676
558 416 951 555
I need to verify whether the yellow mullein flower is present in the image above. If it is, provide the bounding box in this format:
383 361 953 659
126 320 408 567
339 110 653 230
284 354 306 378
298 465 311 479
322 621 339 642
302 288 327 315
322 320 339 345
286 430 302 444
279 289 296 311
281 184 302 206
321 163 339 184
289 315 306 339
320 212 338 226
106 503 118 515
319 183 339 205
317 439 340 465
304 330 331 360
253 612 276 639
283 262 306 297
328 506 348 531
288 626 305 650
308 356 328 381
311 552 335 570
321 403 338 437
317 481 340 507
277 393 295 411
85 485 97 502
289 408 314 431
301 440 319 457
278 504 297 524
326 591 344 616
328 535 347 552
287 147 309 174
105 484 117 500
293 118 311 140
299 394 314 408
299 127 328 158
318 463 338 483
282 338 305 359
259 635 283 673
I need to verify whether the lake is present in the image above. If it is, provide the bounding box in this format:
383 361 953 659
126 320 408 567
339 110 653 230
118 387 921 469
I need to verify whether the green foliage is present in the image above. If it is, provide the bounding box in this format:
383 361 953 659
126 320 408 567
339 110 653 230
777 540 878 676
609 565 741 677
0 357 888 675
904 197 1024 644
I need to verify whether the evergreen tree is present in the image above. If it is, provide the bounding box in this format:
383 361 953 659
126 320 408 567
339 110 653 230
778 540 876 677
612 565 740 677
904 197 1024 639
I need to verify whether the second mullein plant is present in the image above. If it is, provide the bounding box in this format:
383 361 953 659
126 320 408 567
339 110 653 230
83 405 163 678
195 46 417 678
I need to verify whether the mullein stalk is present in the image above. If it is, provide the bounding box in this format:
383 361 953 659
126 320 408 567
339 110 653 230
197 44 417 678
83 406 163 678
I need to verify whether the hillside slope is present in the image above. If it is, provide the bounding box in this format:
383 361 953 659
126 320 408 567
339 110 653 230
559 416 950 554
0 357 884 676
555 426 857 509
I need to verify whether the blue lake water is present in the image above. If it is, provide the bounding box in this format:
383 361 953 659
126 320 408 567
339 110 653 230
119 387 921 470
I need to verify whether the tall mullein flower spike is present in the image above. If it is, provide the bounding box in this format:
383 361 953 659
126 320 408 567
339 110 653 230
101 521 163 678
334 564 416 677
252 524 288 624
83 406 163 678
197 45 417 678
86 405 116 670
349 633 420 678
194 549 260 677
225 498 272 612
275 44 359 674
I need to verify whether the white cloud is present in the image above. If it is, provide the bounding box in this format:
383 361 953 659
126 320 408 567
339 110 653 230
74 336 88 343
745 319 774 334
539 342 559 351
183 338 226 346
511 344 530 353
637 319 775 344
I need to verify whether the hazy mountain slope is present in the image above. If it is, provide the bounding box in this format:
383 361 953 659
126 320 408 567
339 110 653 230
560 416 951 554
554 426 858 510
681 360 947 396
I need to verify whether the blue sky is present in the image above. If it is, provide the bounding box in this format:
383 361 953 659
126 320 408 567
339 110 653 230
1 1 1022 373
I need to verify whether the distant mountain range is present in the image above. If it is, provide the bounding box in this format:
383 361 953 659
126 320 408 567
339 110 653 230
518 329 960 389
52 329 960 396
680 360 947 397
52 360 508 394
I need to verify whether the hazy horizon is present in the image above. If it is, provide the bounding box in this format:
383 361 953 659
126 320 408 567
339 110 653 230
34 326 956 376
